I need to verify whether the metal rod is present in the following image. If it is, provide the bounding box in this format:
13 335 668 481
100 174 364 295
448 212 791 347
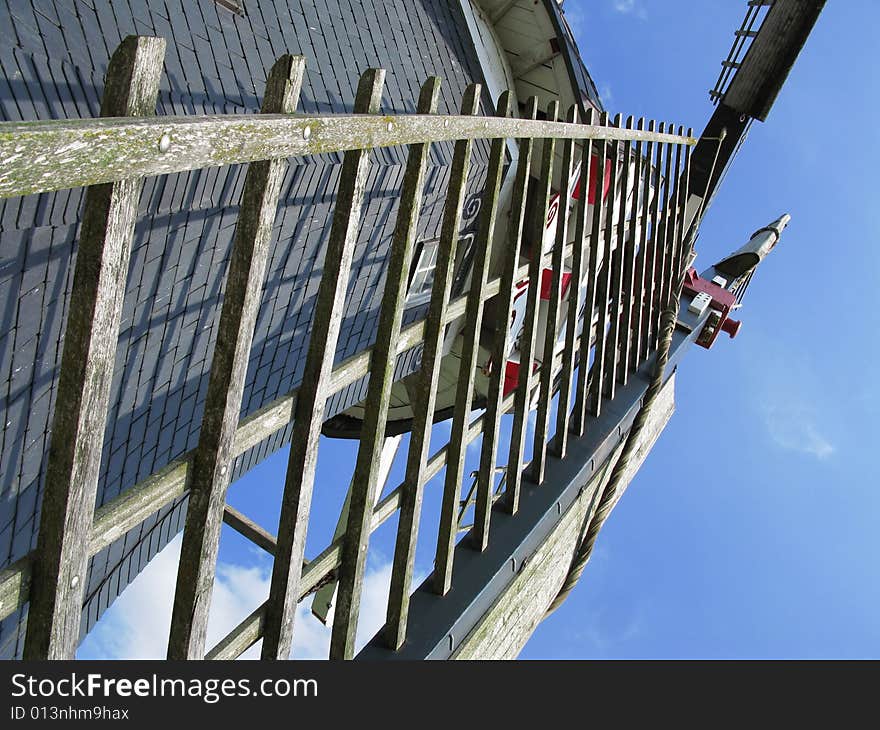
261 69 385 661
433 91 512 597
22 36 165 660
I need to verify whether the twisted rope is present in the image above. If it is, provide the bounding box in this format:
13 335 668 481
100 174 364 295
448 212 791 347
544 129 724 618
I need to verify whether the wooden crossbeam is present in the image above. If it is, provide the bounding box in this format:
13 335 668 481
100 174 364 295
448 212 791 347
554 107 596 456
261 69 386 661
433 91 512 597
329 77 441 660
472 95 538 551
166 54 305 660
619 118 645 386
531 105 576 484
572 112 610 434
502 101 559 514
22 35 165 660
385 84 482 650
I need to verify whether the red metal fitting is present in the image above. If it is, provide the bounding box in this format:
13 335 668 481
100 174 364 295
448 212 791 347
721 317 741 338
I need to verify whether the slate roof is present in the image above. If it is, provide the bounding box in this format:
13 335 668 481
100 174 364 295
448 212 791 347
0 0 491 657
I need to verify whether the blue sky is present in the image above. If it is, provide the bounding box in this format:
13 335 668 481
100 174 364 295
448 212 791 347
80 0 879 659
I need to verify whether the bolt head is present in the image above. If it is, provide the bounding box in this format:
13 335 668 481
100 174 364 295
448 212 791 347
70 575 79 589
158 133 171 153
302 126 312 140
386 121 394 132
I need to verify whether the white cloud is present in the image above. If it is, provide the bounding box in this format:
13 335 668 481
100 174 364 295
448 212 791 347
740 338 836 461
77 535 407 660
611 0 647 20
761 401 834 460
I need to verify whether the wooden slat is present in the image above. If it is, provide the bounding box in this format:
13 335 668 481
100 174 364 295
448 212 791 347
385 84 481 650
261 69 385 660
619 117 644 385
207 370 553 660
629 118 652 372
503 100 559 515
166 54 305 660
602 113 629 402
0 237 580 628
531 105 576 484
329 78 441 660
671 128 693 291
433 91 513 596
554 108 595 455
471 95 538 551
572 112 609 436
653 126 677 348
22 36 165 660
662 131 684 318
588 118 620 418
0 114 695 200
640 121 666 362
223 505 278 555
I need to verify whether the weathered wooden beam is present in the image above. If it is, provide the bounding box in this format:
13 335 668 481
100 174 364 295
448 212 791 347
604 113 632 401
629 117 654 372
166 54 305 660
261 69 386 661
572 112 609 436
0 114 695 200
433 91 512 597
617 117 645 385
222 505 278 555
653 125 677 348
503 101 559 514
671 128 693 291
330 78 440 660
22 35 165 660
531 105 576 484
588 118 620 419
206 371 552 660
640 121 666 362
452 376 677 659
554 108 595 457
471 95 538 552
385 84 482 650
0 239 563 628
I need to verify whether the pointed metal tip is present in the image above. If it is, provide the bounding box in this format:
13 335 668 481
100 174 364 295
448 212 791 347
770 213 792 233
